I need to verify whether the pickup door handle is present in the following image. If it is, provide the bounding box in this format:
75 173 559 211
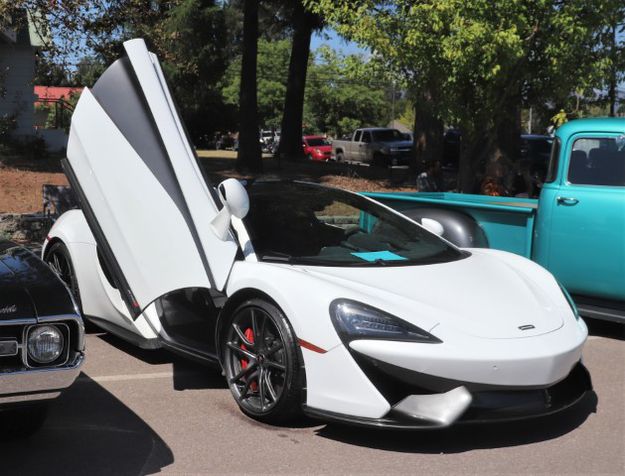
556 196 579 206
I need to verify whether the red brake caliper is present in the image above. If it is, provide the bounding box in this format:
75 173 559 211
240 328 258 392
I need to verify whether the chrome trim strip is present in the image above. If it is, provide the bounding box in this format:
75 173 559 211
0 352 83 402
0 318 37 326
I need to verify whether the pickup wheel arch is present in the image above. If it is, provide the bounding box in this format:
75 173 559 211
400 207 489 248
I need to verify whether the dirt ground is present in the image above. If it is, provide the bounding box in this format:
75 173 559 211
0 150 417 214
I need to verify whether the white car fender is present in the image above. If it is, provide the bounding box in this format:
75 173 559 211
225 260 390 418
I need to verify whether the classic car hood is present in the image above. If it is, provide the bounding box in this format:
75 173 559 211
301 250 565 339
0 241 75 319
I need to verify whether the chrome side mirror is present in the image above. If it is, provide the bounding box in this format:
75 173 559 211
211 179 250 240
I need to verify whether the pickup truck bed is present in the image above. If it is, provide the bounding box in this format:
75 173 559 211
365 192 538 258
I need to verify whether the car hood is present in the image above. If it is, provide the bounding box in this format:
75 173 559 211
0 241 76 320
309 145 332 152
300 249 566 339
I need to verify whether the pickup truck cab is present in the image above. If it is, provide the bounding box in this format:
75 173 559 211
333 128 413 167
366 118 625 323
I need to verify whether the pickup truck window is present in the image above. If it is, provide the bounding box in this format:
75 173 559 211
545 137 560 183
568 137 625 186
362 131 372 143
371 129 404 142
354 130 362 142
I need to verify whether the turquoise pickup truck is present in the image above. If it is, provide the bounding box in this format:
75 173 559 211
365 117 625 323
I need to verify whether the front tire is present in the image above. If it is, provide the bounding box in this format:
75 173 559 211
45 241 82 311
222 298 304 425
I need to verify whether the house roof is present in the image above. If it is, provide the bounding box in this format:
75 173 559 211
34 86 83 102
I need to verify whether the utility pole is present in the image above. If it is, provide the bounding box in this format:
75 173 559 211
391 81 396 124
528 107 532 134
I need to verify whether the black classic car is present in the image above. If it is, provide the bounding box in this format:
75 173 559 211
0 240 84 436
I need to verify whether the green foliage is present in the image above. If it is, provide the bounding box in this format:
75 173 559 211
72 56 106 87
156 0 232 143
304 46 390 137
222 39 292 129
305 0 618 190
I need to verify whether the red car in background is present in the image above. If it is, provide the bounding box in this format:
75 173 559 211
303 135 332 161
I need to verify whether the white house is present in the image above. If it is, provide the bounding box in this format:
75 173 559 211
0 11 45 140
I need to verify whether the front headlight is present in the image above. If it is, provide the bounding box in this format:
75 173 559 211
330 299 441 343
559 283 579 320
380 146 391 154
27 325 64 364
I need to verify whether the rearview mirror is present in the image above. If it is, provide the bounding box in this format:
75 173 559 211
211 179 250 240
421 218 444 237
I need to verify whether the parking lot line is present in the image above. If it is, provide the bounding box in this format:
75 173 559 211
79 371 174 383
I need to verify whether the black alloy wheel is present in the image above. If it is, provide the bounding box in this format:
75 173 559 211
45 241 82 311
222 298 304 424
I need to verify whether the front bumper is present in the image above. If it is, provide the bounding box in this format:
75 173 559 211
0 352 84 405
0 314 85 406
303 361 592 429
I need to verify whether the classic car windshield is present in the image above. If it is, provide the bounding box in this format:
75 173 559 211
243 182 465 266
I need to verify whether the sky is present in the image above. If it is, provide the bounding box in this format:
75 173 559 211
311 29 366 56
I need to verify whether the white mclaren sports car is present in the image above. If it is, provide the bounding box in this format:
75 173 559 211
43 39 591 428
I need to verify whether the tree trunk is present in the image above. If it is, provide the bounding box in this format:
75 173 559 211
236 0 262 173
608 24 617 117
277 5 317 161
412 92 444 169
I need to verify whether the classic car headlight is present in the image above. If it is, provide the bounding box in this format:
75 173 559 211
27 325 65 364
330 299 441 343
559 283 579 320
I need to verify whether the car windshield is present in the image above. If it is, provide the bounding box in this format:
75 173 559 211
242 182 466 267
305 137 330 147
371 129 404 142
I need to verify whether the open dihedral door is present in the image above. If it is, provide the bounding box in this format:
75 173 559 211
65 38 238 318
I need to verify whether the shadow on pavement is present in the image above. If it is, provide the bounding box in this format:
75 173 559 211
1 373 174 475
96 332 228 391
314 391 598 454
586 318 625 341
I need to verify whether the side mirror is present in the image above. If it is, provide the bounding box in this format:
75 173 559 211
211 179 250 240
421 218 444 237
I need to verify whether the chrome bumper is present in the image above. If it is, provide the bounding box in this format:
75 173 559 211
0 352 84 405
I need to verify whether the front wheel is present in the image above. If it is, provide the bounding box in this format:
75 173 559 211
222 298 304 424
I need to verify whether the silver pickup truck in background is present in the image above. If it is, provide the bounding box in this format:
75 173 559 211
332 128 413 167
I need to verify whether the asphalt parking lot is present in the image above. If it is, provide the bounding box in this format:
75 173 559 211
3 319 624 475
